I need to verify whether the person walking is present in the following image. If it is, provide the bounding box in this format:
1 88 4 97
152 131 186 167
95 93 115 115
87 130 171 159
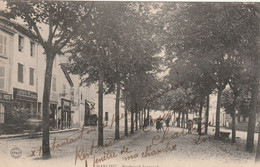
57 107 62 129
160 118 164 132
166 116 170 127
187 119 193 134
156 118 160 132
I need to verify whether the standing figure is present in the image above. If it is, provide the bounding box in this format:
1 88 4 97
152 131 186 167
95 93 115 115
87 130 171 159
160 118 164 132
57 107 62 129
166 116 171 127
156 118 160 132
149 116 154 126
187 119 193 134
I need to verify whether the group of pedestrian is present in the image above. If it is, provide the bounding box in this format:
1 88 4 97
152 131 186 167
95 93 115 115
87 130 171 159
156 118 164 132
152 115 195 133
155 116 172 132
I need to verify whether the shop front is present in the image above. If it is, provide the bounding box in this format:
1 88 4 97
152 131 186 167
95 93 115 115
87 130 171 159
61 98 71 129
0 92 12 124
84 100 97 126
50 93 58 129
84 101 90 126
0 93 15 134
13 88 38 129
49 103 57 129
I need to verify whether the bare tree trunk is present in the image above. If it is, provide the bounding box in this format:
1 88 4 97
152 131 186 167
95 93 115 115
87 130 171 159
147 108 150 125
215 86 224 138
130 108 134 134
139 106 141 129
247 43 260 151
130 97 134 134
141 108 144 129
177 111 180 127
254 3 260 163
246 81 258 152
98 69 104 146
173 111 176 126
124 94 128 136
255 113 260 163
185 112 189 129
135 103 138 131
42 54 55 159
181 112 185 128
198 97 204 136
205 94 210 135
231 93 237 143
143 108 146 129
115 81 120 140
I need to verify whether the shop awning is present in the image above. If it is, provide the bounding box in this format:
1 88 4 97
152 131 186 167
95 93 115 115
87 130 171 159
0 93 12 103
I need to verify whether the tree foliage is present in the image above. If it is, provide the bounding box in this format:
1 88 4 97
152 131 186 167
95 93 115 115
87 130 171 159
5 1 93 159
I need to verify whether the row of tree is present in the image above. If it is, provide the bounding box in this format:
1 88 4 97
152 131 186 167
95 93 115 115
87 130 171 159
4 1 260 163
66 2 163 145
154 3 260 162
4 1 164 159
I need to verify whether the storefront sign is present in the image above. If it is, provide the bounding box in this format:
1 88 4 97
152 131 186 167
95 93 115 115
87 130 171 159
13 88 37 102
63 100 71 107
50 92 58 103
0 93 12 103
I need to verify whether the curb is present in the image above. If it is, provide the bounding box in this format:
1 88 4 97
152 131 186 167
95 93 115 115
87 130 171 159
0 128 80 139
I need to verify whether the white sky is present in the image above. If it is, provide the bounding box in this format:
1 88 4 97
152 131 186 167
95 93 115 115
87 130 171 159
0 1 6 10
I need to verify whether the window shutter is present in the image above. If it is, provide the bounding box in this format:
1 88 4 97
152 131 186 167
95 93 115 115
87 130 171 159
0 66 5 89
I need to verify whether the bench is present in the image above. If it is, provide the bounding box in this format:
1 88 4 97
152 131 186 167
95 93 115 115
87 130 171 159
219 131 230 142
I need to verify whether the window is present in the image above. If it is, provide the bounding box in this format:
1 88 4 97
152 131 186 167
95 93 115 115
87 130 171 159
0 34 7 57
62 84 66 94
18 63 24 83
30 41 35 57
105 112 108 121
52 76 56 92
0 104 4 123
70 88 74 96
18 35 24 52
0 66 5 90
38 102 42 119
29 68 34 85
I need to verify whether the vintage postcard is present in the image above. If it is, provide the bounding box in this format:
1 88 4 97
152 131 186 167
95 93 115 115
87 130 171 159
0 1 259 167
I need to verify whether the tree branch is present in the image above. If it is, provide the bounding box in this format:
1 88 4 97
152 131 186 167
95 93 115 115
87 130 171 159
51 24 58 40
47 15 53 43
57 36 71 51
24 14 45 46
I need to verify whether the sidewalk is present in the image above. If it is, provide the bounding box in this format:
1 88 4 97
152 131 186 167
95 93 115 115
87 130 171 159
0 125 256 167
208 126 259 143
0 128 80 139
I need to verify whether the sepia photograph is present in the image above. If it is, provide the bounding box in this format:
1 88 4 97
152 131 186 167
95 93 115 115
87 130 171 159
0 1 260 167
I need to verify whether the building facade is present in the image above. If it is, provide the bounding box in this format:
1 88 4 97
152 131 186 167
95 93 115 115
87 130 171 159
0 16 14 127
0 16 40 132
0 16 97 134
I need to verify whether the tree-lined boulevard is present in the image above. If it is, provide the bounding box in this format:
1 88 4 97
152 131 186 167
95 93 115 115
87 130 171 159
1 1 260 166
0 124 256 167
